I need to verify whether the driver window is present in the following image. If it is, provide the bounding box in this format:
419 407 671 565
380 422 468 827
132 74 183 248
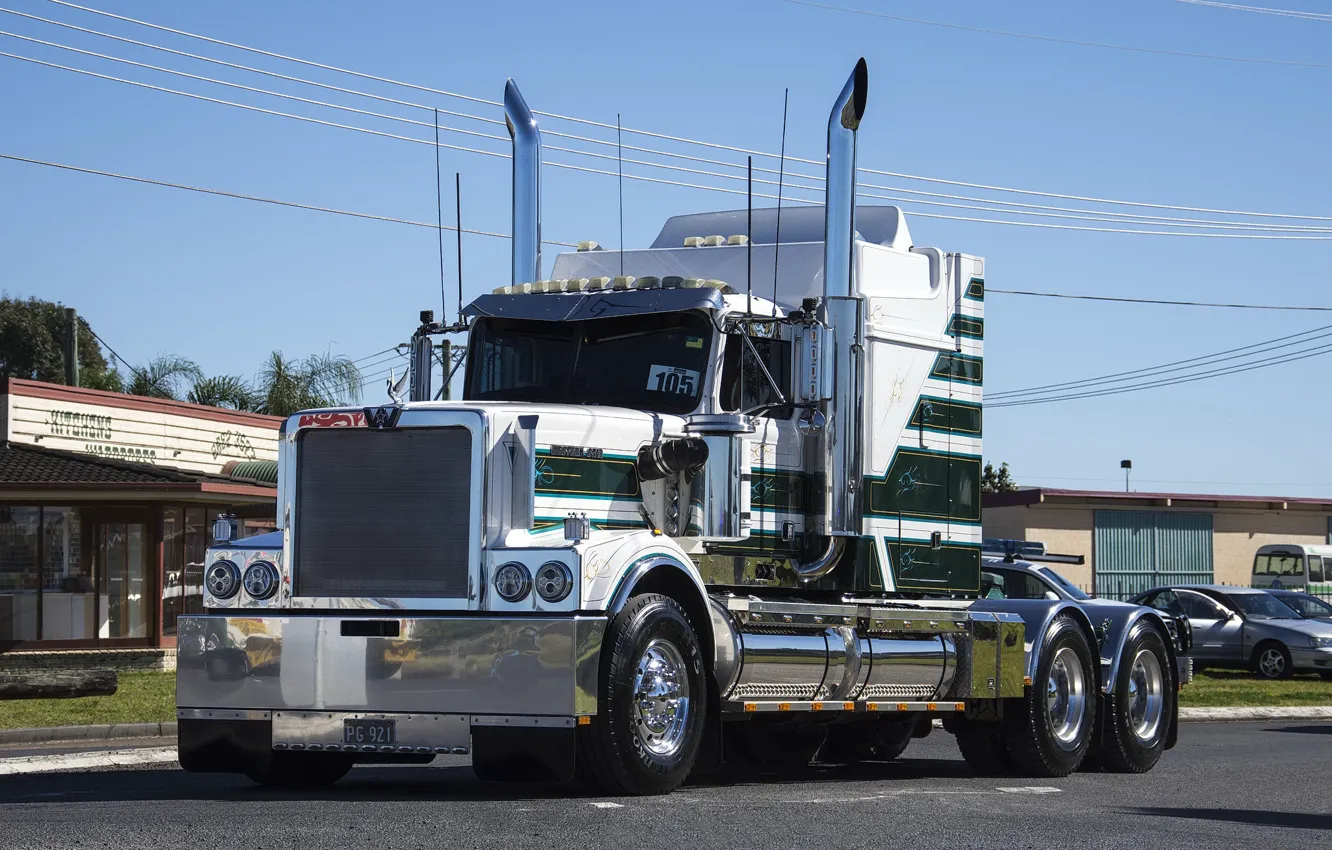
720 332 792 418
1177 592 1224 620
1142 590 1184 616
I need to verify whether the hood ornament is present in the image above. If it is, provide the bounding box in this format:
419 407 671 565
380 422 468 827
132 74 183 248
386 367 408 405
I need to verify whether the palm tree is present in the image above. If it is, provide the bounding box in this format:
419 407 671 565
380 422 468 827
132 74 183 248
125 354 203 400
187 375 259 411
254 351 362 417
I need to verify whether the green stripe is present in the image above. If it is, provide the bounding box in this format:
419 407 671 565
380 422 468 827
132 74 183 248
909 396 982 436
930 352 983 385
865 448 982 523
535 453 639 498
948 314 984 340
890 542 981 592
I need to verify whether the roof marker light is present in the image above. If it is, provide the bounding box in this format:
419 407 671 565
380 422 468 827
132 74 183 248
727 234 749 246
683 236 705 247
587 276 612 291
637 276 660 290
612 276 636 290
662 276 683 289
577 240 601 251
681 278 704 288
702 235 726 246
563 277 590 292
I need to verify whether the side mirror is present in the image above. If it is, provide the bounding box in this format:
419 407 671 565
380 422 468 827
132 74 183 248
1044 590 1060 601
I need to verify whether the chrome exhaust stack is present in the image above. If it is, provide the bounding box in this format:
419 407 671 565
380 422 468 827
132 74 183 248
504 79 542 286
820 58 868 540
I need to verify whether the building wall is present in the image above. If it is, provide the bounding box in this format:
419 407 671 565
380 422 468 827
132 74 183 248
983 505 1095 589
1213 511 1327 587
987 500 1332 592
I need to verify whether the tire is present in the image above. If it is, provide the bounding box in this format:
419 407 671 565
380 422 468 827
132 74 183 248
952 721 1012 776
824 718 917 763
578 593 707 796
246 752 354 788
1252 642 1294 680
1001 615 1097 777
1097 622 1174 774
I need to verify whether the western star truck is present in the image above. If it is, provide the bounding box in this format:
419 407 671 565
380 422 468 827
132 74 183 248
177 59 1187 795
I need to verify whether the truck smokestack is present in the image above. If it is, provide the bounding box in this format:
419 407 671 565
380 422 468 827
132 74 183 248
820 58 868 539
504 79 542 286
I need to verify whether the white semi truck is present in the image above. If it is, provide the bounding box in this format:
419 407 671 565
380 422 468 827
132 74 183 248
177 59 1187 795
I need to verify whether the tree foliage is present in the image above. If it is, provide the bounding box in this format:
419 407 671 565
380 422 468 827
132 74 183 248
982 461 1017 494
253 351 363 417
125 354 204 401
187 374 259 410
0 295 121 390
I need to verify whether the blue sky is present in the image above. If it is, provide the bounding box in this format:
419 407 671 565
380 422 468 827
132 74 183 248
3 0 1331 496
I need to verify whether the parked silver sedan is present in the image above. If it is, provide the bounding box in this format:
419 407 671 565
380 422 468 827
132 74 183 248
1129 585 1332 680
1266 589 1332 621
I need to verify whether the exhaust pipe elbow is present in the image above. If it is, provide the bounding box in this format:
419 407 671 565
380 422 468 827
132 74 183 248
504 79 542 286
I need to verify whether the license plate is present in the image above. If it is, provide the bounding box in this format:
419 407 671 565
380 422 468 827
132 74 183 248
343 718 396 746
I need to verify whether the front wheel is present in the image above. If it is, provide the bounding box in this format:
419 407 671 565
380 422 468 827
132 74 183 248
578 593 707 795
1097 622 1174 773
1002 615 1097 777
1252 642 1294 680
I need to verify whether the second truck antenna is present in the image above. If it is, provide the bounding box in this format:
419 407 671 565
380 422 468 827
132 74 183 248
434 109 447 323
773 88 788 307
455 172 464 327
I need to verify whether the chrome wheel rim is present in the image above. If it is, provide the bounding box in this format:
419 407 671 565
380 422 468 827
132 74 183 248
1127 648 1164 743
1045 646 1087 750
1259 648 1285 678
632 638 691 757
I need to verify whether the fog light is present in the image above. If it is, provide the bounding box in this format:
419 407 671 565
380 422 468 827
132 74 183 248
205 559 241 599
242 560 279 600
535 561 573 602
494 562 532 602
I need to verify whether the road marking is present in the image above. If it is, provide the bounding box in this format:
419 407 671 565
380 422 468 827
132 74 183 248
996 786 1062 794
0 746 177 776
589 801 624 809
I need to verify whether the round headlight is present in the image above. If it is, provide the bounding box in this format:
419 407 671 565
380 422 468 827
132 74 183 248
494 562 532 603
535 561 573 603
242 560 279 600
205 559 241 600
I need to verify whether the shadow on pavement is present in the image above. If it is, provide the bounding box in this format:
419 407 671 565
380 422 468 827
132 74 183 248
1262 724 1332 735
1122 807 1332 831
0 755 979 804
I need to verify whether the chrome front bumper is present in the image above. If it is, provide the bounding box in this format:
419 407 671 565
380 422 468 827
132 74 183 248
176 614 606 718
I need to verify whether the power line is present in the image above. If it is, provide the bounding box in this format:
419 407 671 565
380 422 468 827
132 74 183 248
780 0 1332 69
81 324 143 380
989 324 1332 400
0 152 578 247
988 288 1332 311
38 0 1332 224
1174 1 1332 22
988 339 1332 408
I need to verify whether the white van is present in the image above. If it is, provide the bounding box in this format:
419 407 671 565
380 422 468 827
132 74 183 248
1251 543 1332 593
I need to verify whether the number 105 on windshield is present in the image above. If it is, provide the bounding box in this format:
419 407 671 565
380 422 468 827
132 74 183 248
647 365 699 395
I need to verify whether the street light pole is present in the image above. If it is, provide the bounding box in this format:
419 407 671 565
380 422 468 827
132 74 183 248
1120 459 1132 493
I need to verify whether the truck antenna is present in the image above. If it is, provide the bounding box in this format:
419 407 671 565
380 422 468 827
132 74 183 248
434 109 447 322
746 155 753 317
455 172 464 327
617 113 624 278
773 88 788 308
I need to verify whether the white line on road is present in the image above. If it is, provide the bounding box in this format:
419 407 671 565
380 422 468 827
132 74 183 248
0 746 177 776
996 786 1063 794
589 801 625 809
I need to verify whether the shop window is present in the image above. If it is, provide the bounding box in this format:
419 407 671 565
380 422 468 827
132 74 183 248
40 507 96 641
162 507 183 638
183 507 209 618
0 507 40 642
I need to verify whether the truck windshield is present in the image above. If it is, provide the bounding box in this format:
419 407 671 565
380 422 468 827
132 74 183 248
466 312 713 414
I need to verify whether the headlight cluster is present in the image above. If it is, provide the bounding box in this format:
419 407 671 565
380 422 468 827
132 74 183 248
494 561 574 604
206 557 280 601
1310 636 1332 649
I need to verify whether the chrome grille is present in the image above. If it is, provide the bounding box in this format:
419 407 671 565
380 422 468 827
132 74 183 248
294 425 472 598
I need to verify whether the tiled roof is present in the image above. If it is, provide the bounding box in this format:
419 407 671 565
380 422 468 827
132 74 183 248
0 442 273 487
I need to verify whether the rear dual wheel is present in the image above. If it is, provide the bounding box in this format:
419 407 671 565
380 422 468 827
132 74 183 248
1096 623 1173 773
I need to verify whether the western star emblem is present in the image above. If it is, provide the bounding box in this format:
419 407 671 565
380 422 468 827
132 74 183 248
363 406 403 430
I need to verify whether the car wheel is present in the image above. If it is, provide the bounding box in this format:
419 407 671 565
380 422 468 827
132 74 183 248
1251 642 1294 680
246 752 354 787
1001 615 1097 777
1097 622 1174 774
578 593 706 796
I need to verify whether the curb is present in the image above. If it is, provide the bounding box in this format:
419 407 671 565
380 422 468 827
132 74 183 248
1179 706 1332 722
0 722 177 746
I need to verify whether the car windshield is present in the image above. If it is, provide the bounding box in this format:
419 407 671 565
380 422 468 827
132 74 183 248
1281 594 1332 618
466 312 713 415
1226 592 1302 620
1036 567 1091 600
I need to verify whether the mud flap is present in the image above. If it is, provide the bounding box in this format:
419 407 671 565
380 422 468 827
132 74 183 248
178 718 272 775
472 725 576 783
689 672 724 776
1164 686 1180 750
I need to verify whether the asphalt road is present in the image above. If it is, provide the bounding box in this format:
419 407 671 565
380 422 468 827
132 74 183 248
0 722 1327 850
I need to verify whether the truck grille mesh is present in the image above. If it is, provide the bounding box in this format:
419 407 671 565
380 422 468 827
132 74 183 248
294 426 472 598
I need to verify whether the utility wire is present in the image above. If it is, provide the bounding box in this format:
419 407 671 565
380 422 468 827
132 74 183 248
988 288 1332 311
36 0 1332 224
780 0 1332 69
1174 1 1332 23
989 324 1332 399
82 325 145 380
